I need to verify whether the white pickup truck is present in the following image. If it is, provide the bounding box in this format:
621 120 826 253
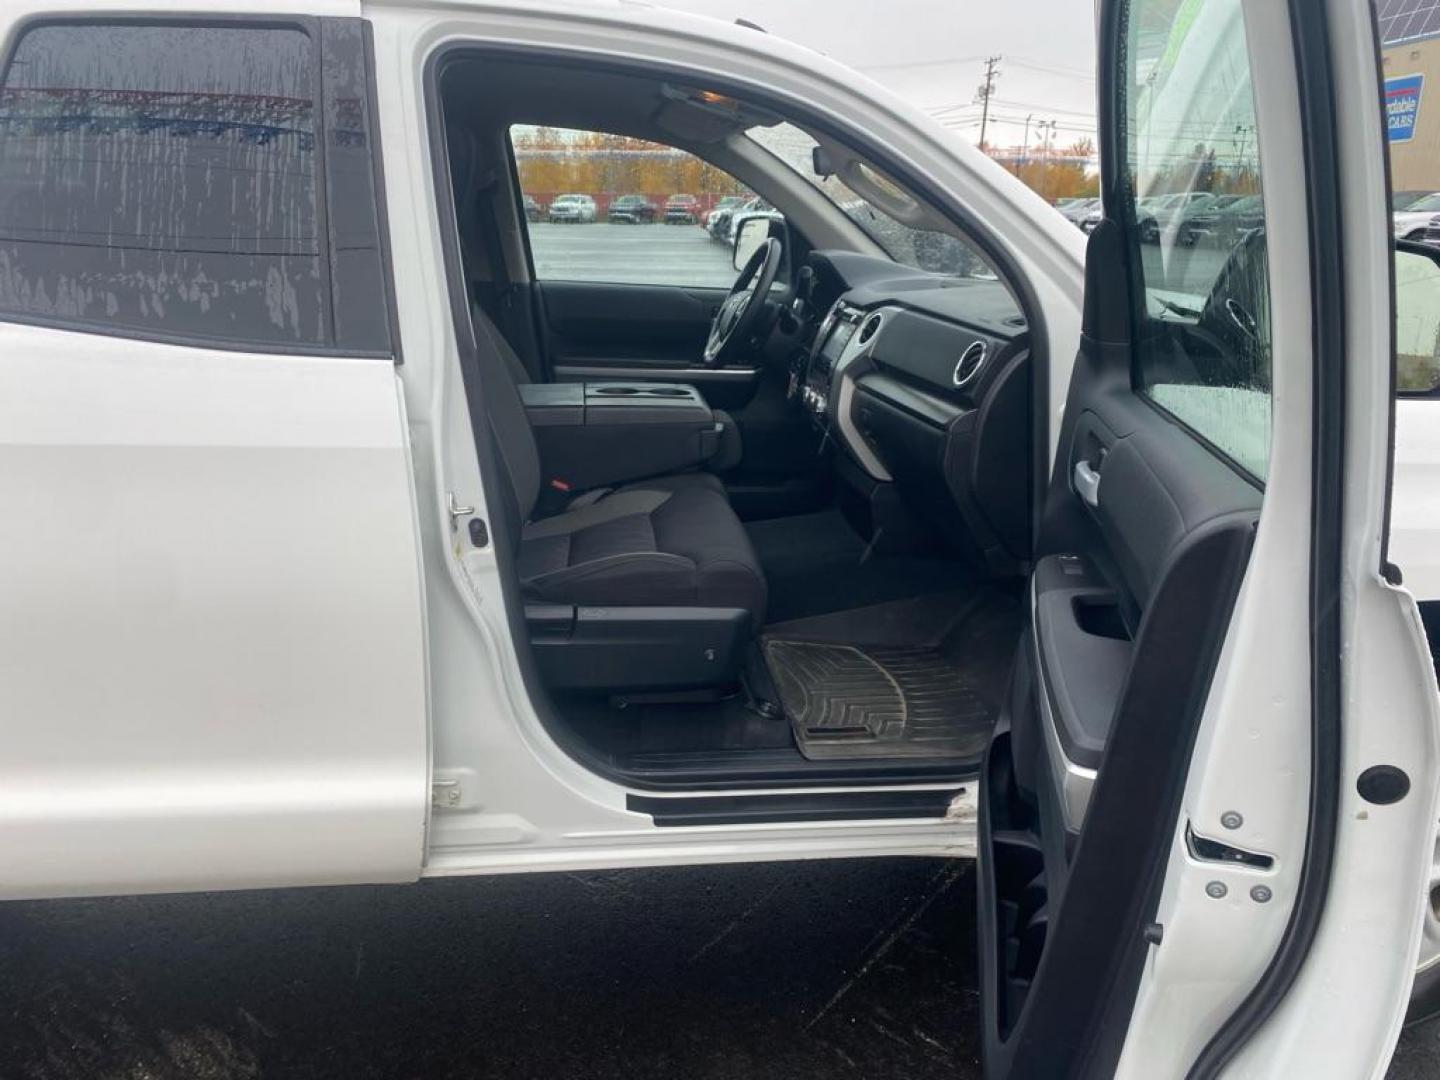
0 0 1436 1076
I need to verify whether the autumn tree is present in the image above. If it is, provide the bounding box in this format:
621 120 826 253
512 127 748 206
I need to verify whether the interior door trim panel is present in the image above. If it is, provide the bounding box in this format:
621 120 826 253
537 280 726 365
979 221 1266 1077
982 513 1257 1077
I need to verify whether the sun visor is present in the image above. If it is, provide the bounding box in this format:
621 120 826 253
655 84 781 143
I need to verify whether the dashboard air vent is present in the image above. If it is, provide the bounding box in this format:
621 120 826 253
857 313 883 345
953 340 988 388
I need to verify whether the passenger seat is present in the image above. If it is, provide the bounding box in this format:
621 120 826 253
472 310 768 631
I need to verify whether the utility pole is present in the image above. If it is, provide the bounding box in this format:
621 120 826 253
1233 122 1252 180
1037 120 1057 199
976 55 1001 152
1021 112 1034 174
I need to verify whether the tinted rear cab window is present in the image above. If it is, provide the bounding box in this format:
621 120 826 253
0 20 392 353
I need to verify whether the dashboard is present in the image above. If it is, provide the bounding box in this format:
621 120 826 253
792 250 1033 572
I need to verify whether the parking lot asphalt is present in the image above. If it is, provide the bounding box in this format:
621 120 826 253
528 222 738 288
0 859 982 1080
4 857 1436 1080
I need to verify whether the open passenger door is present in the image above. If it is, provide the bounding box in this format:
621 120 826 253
978 0 1440 1075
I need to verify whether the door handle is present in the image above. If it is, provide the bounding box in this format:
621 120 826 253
1074 459 1102 508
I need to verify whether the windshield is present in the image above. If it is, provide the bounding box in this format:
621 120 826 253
1408 193 1440 212
745 122 994 279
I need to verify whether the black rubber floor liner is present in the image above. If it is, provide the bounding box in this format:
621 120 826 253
762 639 993 760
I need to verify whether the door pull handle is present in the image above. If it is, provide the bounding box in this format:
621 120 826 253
1074 460 1102 508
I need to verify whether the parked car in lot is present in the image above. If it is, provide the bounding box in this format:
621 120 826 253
663 193 700 223
1058 196 1100 228
725 196 783 243
547 193 597 222
1396 189 1437 211
707 195 750 239
606 194 657 223
1134 191 1218 243
522 193 541 223
0 1 1436 1074
703 194 749 233
1395 192 1440 241
1174 192 1258 245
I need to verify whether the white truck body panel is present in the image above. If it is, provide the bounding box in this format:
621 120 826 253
0 324 429 899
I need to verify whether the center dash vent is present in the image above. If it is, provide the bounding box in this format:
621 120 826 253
953 340 988 388
857 313 883 345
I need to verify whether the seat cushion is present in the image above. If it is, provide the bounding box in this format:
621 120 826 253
518 475 766 625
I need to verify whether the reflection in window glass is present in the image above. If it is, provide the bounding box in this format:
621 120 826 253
509 126 749 288
1125 0 1272 479
1397 249 1440 394
0 24 327 345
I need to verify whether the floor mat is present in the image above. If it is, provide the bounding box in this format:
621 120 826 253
746 510 976 623
763 639 994 760
760 586 1020 761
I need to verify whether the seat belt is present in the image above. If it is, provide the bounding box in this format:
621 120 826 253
470 168 527 371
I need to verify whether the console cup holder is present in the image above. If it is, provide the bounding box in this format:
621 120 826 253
590 385 692 398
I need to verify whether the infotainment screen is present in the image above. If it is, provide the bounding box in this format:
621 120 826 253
820 317 858 366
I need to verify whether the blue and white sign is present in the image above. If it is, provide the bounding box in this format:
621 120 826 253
1387 74 1425 143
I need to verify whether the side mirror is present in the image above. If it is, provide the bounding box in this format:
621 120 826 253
733 216 770 270
1396 240 1440 394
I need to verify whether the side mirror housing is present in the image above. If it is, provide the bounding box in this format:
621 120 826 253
733 217 770 270
1396 239 1440 394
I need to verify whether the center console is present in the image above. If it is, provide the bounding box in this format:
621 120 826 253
521 381 726 490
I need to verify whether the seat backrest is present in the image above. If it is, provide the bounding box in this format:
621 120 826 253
471 307 542 527
446 119 533 388
473 301 534 386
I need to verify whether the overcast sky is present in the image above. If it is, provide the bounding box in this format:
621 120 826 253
656 0 1101 152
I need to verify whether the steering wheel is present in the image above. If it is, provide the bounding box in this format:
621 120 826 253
703 236 783 366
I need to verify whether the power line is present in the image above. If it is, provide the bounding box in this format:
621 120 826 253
990 97 1097 119
1005 56 1098 81
859 53 989 73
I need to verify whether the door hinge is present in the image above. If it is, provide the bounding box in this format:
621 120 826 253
431 769 478 811
431 778 462 810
